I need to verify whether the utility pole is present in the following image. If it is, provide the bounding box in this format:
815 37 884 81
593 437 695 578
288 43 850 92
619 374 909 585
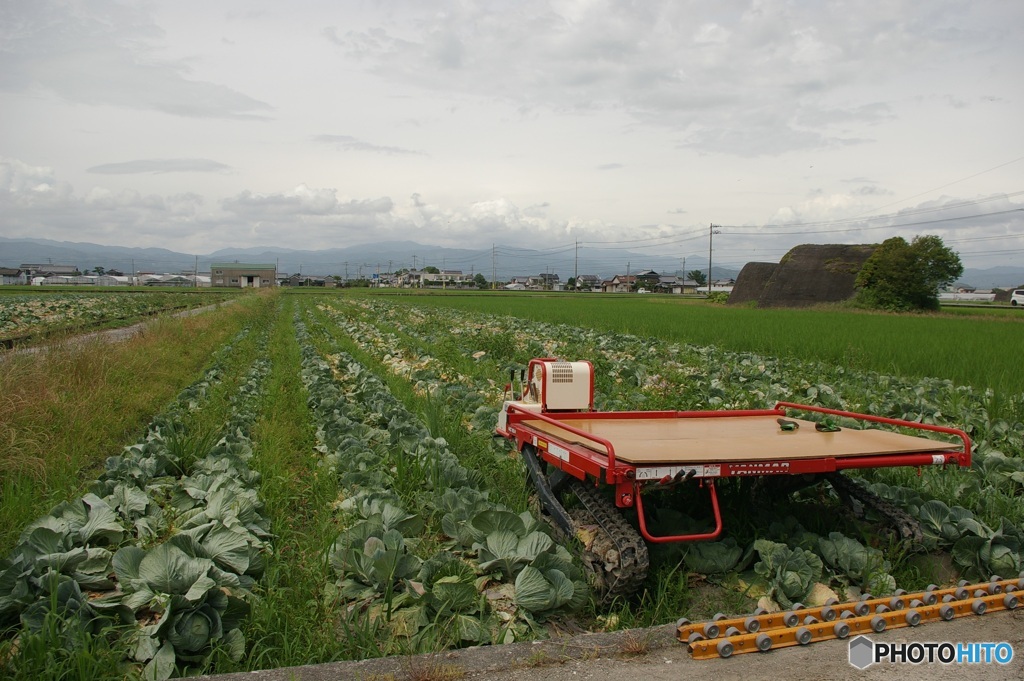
413 254 418 270
574 240 579 289
708 223 721 295
492 244 496 290
195 255 198 288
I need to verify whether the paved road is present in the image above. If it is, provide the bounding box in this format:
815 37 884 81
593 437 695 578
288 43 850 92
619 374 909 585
204 608 1023 681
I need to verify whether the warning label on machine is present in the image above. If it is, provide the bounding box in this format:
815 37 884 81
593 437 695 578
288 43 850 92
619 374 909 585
635 464 721 480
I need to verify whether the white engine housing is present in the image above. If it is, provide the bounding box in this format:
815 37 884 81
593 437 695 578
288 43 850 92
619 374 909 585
526 359 594 411
496 359 594 433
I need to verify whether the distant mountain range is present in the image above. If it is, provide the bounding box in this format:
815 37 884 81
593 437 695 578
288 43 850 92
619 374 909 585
2 236 1022 288
0 236 734 282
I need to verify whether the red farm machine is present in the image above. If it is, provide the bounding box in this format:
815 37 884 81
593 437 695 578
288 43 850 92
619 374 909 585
496 358 972 600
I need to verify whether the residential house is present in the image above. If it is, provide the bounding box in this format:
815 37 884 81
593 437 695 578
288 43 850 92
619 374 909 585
655 276 702 294
536 272 560 290
282 273 327 287
633 269 660 292
573 274 601 291
397 269 426 287
422 269 468 287
602 275 636 293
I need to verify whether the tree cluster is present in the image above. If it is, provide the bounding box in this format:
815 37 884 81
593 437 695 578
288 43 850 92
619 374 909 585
855 235 963 311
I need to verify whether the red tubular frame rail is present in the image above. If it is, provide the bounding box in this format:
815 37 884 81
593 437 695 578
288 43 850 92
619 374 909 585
501 401 972 545
774 402 972 469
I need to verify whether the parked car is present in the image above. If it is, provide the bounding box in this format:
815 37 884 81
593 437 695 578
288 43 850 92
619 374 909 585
1011 289 1024 307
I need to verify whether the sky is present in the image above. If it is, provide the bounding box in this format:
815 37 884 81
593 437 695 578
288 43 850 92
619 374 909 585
1 0 1023 274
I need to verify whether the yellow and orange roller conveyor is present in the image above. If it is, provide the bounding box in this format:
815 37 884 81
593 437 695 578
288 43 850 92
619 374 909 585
678 576 1024 659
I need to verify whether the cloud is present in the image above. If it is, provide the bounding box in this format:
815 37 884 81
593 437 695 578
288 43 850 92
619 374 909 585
324 1 1020 157
221 185 394 218
312 135 427 156
0 1 272 119
852 185 894 197
0 157 57 193
3 156 1021 264
597 163 623 171
86 159 233 174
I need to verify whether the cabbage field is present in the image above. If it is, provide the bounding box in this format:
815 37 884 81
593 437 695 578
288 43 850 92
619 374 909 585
0 290 235 343
1 290 1022 679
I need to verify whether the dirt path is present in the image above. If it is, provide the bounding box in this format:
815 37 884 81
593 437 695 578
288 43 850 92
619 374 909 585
204 608 1023 681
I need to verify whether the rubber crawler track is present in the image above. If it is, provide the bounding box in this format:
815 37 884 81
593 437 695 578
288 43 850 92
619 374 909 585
826 473 924 546
567 479 650 603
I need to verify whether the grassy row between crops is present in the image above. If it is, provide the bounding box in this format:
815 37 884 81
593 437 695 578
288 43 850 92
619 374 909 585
208 296 349 673
0 292 273 556
347 290 1024 420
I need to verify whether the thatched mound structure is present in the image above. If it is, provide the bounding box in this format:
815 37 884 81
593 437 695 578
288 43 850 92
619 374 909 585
728 244 876 308
728 262 779 305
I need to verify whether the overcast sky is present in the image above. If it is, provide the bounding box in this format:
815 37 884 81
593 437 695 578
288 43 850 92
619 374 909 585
2 0 1023 271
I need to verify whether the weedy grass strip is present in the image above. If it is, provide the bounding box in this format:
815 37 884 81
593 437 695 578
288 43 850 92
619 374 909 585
1 302 278 680
0 294 272 555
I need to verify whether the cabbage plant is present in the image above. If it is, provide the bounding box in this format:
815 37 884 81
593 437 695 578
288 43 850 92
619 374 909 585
818 532 895 595
114 537 250 680
951 522 1022 580
753 539 823 608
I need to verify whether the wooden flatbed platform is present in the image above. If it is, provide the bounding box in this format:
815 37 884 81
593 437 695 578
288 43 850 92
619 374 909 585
521 414 961 464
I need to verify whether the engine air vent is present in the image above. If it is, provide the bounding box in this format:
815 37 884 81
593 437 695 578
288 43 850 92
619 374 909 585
551 362 574 383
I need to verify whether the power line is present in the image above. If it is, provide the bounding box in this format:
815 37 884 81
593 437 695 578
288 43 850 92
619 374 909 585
723 207 1024 237
845 155 1024 219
